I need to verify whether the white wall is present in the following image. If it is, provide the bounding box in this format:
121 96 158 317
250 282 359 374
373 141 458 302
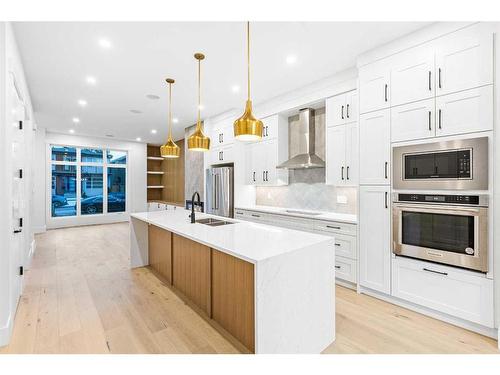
37 131 147 229
32 127 46 233
0 22 37 346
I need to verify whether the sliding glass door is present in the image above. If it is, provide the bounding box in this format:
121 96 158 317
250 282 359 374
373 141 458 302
50 145 127 218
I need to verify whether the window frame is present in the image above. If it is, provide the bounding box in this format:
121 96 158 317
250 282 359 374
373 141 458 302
47 143 128 222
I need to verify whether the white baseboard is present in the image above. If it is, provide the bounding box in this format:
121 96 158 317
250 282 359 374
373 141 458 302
0 314 13 348
360 286 498 340
33 225 46 234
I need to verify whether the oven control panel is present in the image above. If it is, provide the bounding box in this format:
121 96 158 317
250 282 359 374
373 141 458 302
398 194 480 205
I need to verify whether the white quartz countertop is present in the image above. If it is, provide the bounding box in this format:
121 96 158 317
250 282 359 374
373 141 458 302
235 205 357 224
130 209 334 264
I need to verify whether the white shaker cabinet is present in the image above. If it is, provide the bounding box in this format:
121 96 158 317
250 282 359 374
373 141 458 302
359 63 390 114
435 85 493 137
326 123 358 186
326 91 358 127
359 109 390 185
244 138 288 186
391 98 435 142
359 185 391 295
390 46 434 107
435 25 493 97
212 119 234 148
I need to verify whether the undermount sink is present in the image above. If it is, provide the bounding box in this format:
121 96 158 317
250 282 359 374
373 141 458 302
284 209 322 216
195 218 234 227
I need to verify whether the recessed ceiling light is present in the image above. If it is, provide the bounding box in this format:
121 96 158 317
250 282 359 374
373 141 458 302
172 118 179 124
86 76 97 85
146 94 160 100
98 38 112 49
285 54 297 65
72 117 80 124
69 129 75 134
231 85 240 93
151 129 157 134
130 109 142 114
136 137 142 141
78 99 87 107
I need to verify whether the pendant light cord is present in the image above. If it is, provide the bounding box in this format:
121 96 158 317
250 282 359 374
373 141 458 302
197 57 201 126
247 21 250 101
168 82 172 140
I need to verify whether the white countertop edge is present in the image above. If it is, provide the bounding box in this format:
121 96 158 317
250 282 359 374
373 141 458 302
235 205 358 224
130 212 334 264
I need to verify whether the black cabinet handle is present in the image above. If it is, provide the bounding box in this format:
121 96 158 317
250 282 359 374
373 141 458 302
265 171 268 181
222 133 224 143
428 71 432 91
19 169 23 179
341 166 344 180
326 225 341 229
438 109 442 129
334 243 341 247
346 104 350 118
423 268 448 276
341 105 344 120
19 218 23 227
334 265 341 269
428 111 432 131
263 171 265 181
19 121 23 130
14 229 22 234
385 191 388 209
253 171 256 182
346 166 349 180
384 84 388 102
384 162 388 179
438 68 442 89
251 214 260 218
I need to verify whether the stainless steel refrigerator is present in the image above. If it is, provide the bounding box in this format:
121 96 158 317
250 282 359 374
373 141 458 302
205 166 234 218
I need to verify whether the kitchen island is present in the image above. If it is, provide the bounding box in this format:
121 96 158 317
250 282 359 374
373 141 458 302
130 209 335 354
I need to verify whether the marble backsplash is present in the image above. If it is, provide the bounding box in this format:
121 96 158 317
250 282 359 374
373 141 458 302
256 168 357 214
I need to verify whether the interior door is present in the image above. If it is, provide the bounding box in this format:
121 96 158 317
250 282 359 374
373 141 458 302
435 25 493 96
359 185 391 294
359 109 391 185
391 98 435 142
326 125 346 186
390 46 434 107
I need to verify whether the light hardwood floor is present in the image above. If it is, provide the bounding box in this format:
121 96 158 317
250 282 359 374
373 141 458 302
0 222 498 354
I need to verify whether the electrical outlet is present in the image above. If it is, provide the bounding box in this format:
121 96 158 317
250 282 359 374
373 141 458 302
337 195 348 204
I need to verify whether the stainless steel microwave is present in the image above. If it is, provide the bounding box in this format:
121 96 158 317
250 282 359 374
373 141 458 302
393 137 488 190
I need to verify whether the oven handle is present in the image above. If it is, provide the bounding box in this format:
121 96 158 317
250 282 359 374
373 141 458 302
392 203 482 216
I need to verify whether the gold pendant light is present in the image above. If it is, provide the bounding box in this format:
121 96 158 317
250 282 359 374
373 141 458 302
187 53 210 151
234 21 263 141
160 78 181 158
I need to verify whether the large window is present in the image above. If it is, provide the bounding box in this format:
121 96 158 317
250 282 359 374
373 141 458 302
50 145 127 218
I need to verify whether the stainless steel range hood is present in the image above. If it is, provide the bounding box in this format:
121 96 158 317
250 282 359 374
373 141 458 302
276 108 325 169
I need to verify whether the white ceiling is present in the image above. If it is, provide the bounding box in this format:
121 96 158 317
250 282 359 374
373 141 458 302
13 22 430 143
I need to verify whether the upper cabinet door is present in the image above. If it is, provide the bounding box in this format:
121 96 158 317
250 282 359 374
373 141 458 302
391 47 435 107
326 125 346 186
344 122 358 186
261 114 278 140
359 109 391 185
391 98 435 143
435 25 493 96
359 63 390 114
345 92 358 124
435 85 493 137
326 94 347 127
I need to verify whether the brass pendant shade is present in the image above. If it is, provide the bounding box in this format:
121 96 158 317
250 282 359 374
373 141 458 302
234 21 263 141
160 78 180 158
188 53 210 152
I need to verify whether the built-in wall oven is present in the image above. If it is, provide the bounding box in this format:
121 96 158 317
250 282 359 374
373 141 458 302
393 137 488 190
392 193 488 272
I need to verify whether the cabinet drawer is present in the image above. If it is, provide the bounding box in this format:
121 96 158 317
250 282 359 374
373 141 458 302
392 257 494 327
335 256 357 284
235 209 270 223
333 234 357 260
313 220 356 236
